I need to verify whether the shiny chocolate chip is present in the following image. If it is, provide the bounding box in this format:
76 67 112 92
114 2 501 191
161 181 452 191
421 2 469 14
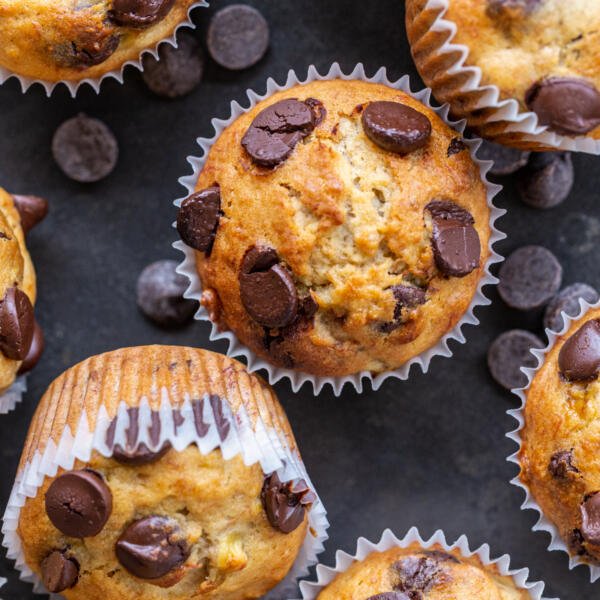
109 0 175 27
261 473 315 534
55 33 120 68
113 442 171 466
11 195 48 233
380 284 426 333
176 186 221 253
41 551 79 593
17 320 44 375
581 493 600 545
0 287 34 361
558 319 600 382
549 449 579 479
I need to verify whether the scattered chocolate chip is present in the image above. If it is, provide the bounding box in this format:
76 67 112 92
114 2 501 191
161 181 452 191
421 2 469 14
0 287 34 361
41 551 79 593
207 4 269 70
544 283 599 332
393 554 446 594
526 78 600 136
487 0 540 17
136 260 197 327
426 200 480 277
116 516 190 579
261 473 315 534
367 594 412 600
109 0 174 27
17 320 44 374
549 449 579 479
487 329 544 390
11 195 49 233
362 101 432 154
447 137 467 157
242 99 316 168
498 245 562 310
380 284 426 333
142 33 204 98
54 32 120 68
176 186 221 253
52 114 118 183
558 319 600 382
517 152 573 209
45 470 112 538
477 140 530 176
581 493 600 545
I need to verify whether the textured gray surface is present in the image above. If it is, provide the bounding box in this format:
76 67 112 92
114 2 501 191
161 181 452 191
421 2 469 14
0 0 599 598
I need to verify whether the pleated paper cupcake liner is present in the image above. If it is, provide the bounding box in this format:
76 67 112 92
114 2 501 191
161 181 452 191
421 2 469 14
405 0 600 154
0 376 27 415
173 62 505 396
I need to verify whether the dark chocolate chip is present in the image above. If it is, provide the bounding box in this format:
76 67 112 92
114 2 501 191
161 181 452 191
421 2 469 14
54 33 120 68
423 550 460 563
517 152 573 209
17 320 44 374
136 260 197 327
526 78 600 136
0 287 34 361
447 137 467 157
45 470 112 538
426 200 480 277
498 245 562 310
487 0 540 17
41 551 79 593
487 329 544 390
581 493 600 545
113 442 171 466
52 114 118 183
362 101 432 154
11 195 49 233
261 473 315 534
176 186 221 253
549 449 579 479
380 285 426 333
142 33 204 98
558 319 600 382
242 99 316 168
304 98 327 126
393 554 446 594
207 4 269 70
109 0 174 27
367 594 412 600
477 140 530 176
544 283 599 332
116 516 190 579
570 528 588 556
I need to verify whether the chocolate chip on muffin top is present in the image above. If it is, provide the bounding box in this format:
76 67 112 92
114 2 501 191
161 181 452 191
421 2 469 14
558 318 600 382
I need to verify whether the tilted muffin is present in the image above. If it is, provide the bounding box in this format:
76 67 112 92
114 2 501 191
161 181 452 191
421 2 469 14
7 346 322 599
519 305 600 565
406 0 600 150
176 78 492 377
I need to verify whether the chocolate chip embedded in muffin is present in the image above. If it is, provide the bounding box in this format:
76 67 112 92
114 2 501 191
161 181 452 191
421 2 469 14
41 550 79 593
558 319 600 382
109 0 175 28
177 186 221 253
113 442 171 466
487 0 540 18
549 449 579 479
11 195 48 234
581 493 600 546
379 285 426 333
393 554 447 594
261 473 315 534
54 31 120 68
0 287 34 361
447 137 467 157
17 320 44 375
367 594 412 600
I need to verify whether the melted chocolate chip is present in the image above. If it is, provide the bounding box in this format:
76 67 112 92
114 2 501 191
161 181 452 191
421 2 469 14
261 473 315 534
380 284 426 333
487 0 540 17
367 594 412 600
393 555 446 594
0 287 34 361
549 449 579 479
109 0 175 27
362 101 432 154
55 33 120 68
11 195 48 233
570 528 588 556
177 186 221 254
558 319 600 382
447 138 467 157
113 442 171 466
581 493 600 546
17 320 44 375
41 551 79 593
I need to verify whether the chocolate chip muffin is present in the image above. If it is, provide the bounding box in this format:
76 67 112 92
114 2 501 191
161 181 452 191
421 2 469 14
406 0 600 149
519 306 600 565
315 544 530 599
176 79 493 377
9 346 321 599
0 187 47 392
0 0 201 84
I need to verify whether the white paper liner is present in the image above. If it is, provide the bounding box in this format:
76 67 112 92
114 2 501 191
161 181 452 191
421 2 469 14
0 376 26 415
507 298 600 581
0 1 208 97
1 392 328 597
297 527 553 600
413 0 600 154
172 62 505 396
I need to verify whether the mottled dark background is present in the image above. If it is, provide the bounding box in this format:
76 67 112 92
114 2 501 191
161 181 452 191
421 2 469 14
0 0 598 598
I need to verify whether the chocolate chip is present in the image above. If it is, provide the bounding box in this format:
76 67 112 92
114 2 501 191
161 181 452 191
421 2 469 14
517 152 573 209
549 449 579 479
116 516 189 579
477 140 530 176
380 284 426 333
487 329 544 390
17 320 44 374
41 551 79 593
367 594 412 600
544 283 599 332
52 114 118 183
393 555 446 594
362 101 432 154
261 473 315 534
558 319 600 382
207 4 269 70
113 443 171 466
176 186 221 253
11 195 48 233
447 137 467 157
304 98 327 126
45 470 112 538
581 493 600 545
426 200 480 277
142 33 204 98
498 245 562 310
136 260 197 327
239 246 298 328
242 99 316 168
109 0 174 27
0 287 34 361
54 33 119 68
569 528 588 556
423 550 460 563
487 0 540 17
526 78 600 136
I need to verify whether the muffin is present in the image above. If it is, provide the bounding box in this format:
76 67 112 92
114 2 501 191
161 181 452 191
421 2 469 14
405 0 600 150
5 346 323 599
0 0 201 85
176 78 493 378
518 305 600 566
0 188 47 393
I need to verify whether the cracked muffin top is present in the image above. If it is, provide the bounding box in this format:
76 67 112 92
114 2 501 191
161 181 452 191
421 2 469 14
520 306 600 565
316 544 530 599
0 0 198 83
177 79 491 377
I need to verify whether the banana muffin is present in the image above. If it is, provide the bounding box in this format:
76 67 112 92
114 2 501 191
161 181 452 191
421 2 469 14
0 0 200 84
10 346 320 599
519 305 600 565
176 78 492 377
